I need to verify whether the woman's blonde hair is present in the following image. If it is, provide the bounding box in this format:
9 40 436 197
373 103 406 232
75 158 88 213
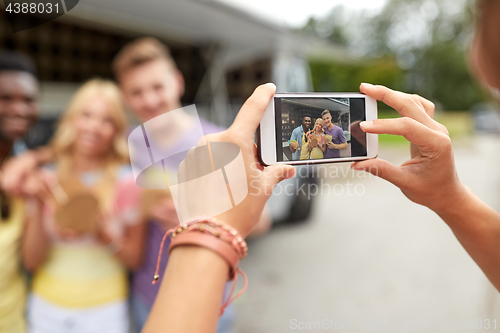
51 79 129 179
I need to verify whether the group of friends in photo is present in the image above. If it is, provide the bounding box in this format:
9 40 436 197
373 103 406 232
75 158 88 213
289 110 348 160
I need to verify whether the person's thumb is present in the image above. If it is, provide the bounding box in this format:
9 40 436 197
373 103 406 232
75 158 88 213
260 165 296 195
351 158 406 187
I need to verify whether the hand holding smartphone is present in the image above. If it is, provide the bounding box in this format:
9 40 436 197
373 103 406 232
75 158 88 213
258 93 378 165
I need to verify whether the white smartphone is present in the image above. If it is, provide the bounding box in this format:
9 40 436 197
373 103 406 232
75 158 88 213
258 93 378 166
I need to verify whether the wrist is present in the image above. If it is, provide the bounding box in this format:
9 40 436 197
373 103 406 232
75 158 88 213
169 244 229 274
168 219 247 267
431 182 471 219
152 218 249 316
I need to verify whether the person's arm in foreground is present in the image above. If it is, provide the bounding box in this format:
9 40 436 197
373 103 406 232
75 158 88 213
142 83 295 333
352 83 500 291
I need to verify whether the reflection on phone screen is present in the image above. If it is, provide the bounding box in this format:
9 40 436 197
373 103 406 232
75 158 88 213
275 97 367 162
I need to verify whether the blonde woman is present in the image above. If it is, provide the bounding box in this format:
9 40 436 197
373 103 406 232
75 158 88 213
22 79 145 333
306 118 326 159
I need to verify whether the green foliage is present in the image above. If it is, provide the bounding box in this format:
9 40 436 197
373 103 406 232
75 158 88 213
410 41 485 111
304 0 490 111
310 57 405 110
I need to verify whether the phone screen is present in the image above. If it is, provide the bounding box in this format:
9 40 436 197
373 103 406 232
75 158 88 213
275 97 367 162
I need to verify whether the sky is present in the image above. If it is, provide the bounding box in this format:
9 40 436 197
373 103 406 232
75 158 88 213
217 0 389 28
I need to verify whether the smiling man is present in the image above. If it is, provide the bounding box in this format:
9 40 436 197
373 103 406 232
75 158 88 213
321 109 347 158
113 37 239 333
289 114 311 160
0 53 38 160
0 50 39 333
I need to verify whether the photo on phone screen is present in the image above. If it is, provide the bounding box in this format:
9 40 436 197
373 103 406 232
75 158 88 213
275 97 368 162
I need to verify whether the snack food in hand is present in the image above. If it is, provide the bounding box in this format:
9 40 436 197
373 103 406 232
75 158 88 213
54 177 99 234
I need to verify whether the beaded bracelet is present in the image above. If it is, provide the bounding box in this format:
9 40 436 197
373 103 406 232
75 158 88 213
151 217 248 316
172 219 248 259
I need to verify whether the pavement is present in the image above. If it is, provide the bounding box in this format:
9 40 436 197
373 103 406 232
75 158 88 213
234 135 500 333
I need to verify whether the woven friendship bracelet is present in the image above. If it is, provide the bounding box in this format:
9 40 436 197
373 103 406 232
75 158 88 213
151 217 249 316
171 219 248 260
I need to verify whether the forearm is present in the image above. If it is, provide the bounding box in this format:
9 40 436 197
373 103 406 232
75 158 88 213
143 245 229 333
22 201 50 271
436 187 500 290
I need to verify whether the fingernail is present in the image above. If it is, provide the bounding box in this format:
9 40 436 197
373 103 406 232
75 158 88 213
286 168 296 179
360 120 373 127
361 83 375 88
264 82 276 89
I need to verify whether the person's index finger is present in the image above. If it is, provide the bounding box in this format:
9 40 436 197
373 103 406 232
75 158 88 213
230 83 276 137
360 118 445 150
361 84 414 113
360 83 438 128
415 95 435 118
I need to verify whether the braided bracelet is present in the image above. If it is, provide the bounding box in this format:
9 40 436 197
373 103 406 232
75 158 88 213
152 217 248 316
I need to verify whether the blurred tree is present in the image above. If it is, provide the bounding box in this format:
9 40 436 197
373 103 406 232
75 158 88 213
310 57 405 111
303 0 489 111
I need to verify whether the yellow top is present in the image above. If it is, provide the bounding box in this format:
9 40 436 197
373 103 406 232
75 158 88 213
31 165 137 308
310 133 325 159
32 245 128 308
310 147 324 159
299 132 310 160
0 198 27 333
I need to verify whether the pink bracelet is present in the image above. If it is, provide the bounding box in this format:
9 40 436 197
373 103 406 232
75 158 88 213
169 232 239 279
171 219 248 260
152 217 248 316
